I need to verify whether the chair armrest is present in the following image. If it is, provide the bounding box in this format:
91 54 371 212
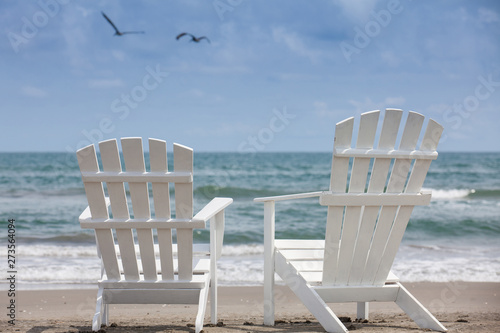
254 191 323 203
192 197 233 222
193 197 232 260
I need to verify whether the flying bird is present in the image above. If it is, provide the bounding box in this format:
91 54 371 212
176 32 210 43
102 12 144 36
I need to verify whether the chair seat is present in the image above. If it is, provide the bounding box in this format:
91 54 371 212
275 239 399 286
99 271 209 289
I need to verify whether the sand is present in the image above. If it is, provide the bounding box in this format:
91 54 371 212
1 282 499 332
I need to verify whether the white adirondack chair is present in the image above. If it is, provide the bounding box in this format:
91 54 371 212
76 137 232 333
255 109 447 332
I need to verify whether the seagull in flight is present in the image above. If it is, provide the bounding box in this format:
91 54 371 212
176 32 210 43
102 12 144 36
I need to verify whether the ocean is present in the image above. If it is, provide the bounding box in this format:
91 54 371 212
0 151 499 289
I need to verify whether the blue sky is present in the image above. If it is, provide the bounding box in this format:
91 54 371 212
2 0 499 152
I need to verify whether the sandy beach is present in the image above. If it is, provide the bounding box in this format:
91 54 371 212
1 282 498 332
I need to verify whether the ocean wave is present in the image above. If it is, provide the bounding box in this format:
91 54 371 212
425 188 500 200
18 244 97 257
427 188 472 199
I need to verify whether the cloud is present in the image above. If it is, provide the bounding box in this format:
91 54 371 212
21 85 47 98
478 7 499 23
380 51 400 67
272 27 320 63
384 96 405 105
333 0 380 22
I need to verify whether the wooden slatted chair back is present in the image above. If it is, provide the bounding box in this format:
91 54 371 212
76 137 199 282
321 109 443 286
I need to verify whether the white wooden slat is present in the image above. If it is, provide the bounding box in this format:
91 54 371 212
99 139 129 219
374 119 443 284
314 284 400 303
99 139 140 281
350 110 402 286
173 143 193 219
323 118 354 285
158 229 174 280
405 120 443 193
319 192 431 207
366 158 392 193
367 109 403 193
386 112 425 192
347 206 379 285
334 117 354 148
322 206 344 285
279 249 324 260
336 111 379 285
254 191 322 203
115 229 140 280
275 239 325 249
330 117 353 192
334 206 361 285
77 144 121 281
348 158 371 193
289 260 324 272
121 138 151 219
100 273 209 289
95 230 121 280
378 109 403 149
300 269 399 286
361 111 427 285
360 206 398 285
80 220 206 229
356 110 380 148
373 206 414 285
419 119 443 152
77 145 108 219
136 229 157 280
103 288 203 304
121 138 156 282
149 138 171 219
80 171 192 183
386 158 412 193
177 228 194 280
333 148 437 160
399 112 424 150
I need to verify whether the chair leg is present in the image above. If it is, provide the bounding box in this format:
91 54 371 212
210 264 217 324
275 253 348 333
263 201 275 326
195 275 211 333
92 288 104 332
102 304 109 326
357 302 369 320
395 283 447 332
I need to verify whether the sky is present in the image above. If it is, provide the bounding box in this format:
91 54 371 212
1 0 500 153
